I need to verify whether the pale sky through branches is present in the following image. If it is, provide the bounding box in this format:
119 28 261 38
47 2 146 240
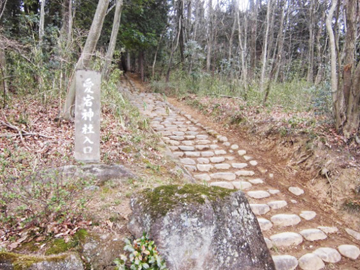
238 0 250 11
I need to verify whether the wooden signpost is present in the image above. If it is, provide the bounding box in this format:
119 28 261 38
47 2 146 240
74 70 101 162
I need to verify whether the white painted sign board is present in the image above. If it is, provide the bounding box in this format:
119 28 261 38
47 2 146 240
74 70 101 162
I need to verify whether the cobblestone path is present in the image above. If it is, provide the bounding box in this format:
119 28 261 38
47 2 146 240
128 91 360 270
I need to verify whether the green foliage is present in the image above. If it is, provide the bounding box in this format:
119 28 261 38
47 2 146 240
0 149 94 234
120 0 169 51
114 233 167 270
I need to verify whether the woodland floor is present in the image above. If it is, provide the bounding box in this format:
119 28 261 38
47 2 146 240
1 72 360 269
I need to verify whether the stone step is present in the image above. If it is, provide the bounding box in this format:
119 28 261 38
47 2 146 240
272 255 298 270
271 214 301 227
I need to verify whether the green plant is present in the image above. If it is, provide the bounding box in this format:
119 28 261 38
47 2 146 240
114 233 167 270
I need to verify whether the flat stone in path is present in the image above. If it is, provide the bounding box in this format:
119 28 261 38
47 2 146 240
235 170 255 176
232 181 252 190
217 136 228 142
313 247 341 263
197 158 210 164
214 163 231 170
231 144 239 150
317 226 338 234
210 144 218 149
238 150 247 156
182 140 194 146
249 160 258 166
179 145 195 151
243 155 253 161
195 145 209 150
196 139 211 145
270 232 303 247
258 218 273 231
184 165 196 172
337 245 360 260
173 152 184 157
180 158 196 165
250 204 270 215
247 190 271 199
299 210 316 220
210 181 233 189
289 186 304 196
210 157 226 163
201 151 215 157
168 140 180 146
194 174 211 181
214 150 227 155
210 172 236 181
345 228 360 241
298 253 325 270
184 151 200 157
169 135 184 141
232 163 248 169
249 178 264 184
299 229 327 241
269 189 280 195
271 214 301 227
272 255 298 270
197 164 213 172
267 200 288 210
196 135 208 139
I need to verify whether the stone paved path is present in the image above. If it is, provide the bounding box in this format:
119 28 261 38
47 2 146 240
127 91 360 270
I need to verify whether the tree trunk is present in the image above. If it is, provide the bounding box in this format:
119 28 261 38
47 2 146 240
306 0 315 82
0 0 8 20
127 52 131 72
0 46 8 108
206 0 213 72
139 51 145 82
248 0 258 80
273 0 286 82
39 0 46 45
314 11 326 85
342 0 359 137
166 19 181 82
326 0 345 131
67 0 73 49
61 0 110 120
260 0 271 94
237 2 248 94
102 0 123 81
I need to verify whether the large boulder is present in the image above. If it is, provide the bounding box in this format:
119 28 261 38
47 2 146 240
128 184 275 270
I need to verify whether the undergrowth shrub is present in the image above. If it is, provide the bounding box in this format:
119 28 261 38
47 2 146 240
0 149 94 234
115 233 167 270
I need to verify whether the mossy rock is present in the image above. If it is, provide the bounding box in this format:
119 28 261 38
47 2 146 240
45 229 88 256
0 252 83 270
140 184 234 218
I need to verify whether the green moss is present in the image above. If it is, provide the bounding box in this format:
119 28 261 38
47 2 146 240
0 251 68 270
142 184 234 218
45 229 88 256
74 228 88 243
45 239 74 255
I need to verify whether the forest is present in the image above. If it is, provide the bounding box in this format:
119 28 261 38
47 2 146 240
1 0 360 269
0 0 359 137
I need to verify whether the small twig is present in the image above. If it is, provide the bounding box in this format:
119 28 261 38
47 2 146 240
324 171 334 201
0 120 54 139
295 153 313 165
